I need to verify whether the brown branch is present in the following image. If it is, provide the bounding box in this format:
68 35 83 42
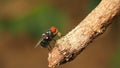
48 0 120 68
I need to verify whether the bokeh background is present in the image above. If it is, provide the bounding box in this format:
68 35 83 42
0 0 120 68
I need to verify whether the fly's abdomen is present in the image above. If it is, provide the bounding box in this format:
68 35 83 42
40 40 49 48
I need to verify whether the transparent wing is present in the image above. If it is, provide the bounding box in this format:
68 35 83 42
34 38 43 48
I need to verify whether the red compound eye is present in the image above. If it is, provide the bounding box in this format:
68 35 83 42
50 26 58 34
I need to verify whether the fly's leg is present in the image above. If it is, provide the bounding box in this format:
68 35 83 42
53 39 56 43
47 46 51 51
47 43 52 51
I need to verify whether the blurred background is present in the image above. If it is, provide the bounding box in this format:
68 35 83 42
0 0 120 68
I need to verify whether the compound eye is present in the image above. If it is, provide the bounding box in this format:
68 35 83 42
50 26 57 33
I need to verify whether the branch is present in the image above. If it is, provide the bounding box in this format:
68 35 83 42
48 0 120 67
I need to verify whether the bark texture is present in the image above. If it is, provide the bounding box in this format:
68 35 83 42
48 0 120 67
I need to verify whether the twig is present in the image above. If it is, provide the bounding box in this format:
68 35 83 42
48 0 120 67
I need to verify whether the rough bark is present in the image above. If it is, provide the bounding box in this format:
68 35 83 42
48 0 120 67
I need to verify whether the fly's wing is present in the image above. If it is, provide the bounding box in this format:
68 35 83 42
34 38 43 48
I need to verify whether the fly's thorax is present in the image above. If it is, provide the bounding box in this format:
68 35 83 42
46 30 55 38
42 33 48 39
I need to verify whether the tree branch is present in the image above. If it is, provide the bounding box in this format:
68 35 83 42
48 0 120 67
